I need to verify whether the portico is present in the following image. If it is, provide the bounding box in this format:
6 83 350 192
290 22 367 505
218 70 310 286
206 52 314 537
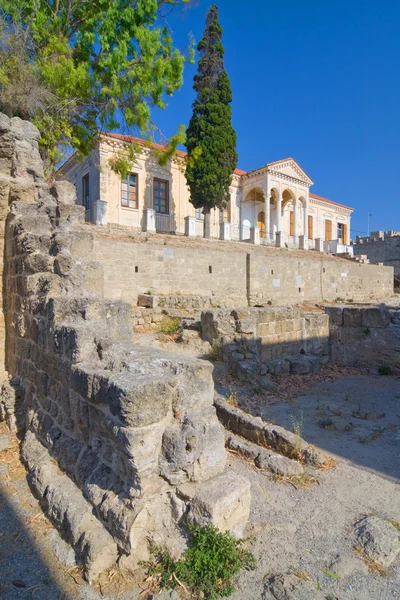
240 158 312 247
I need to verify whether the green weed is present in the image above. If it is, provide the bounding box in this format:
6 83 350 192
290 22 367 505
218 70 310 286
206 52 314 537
143 523 255 599
158 316 181 335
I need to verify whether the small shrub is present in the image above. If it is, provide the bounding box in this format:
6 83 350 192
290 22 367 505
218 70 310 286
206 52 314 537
158 316 181 335
208 344 222 362
378 365 392 376
143 523 255 599
145 290 152 296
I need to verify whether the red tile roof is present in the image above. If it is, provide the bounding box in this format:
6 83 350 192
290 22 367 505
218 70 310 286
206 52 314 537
103 132 247 176
309 192 354 211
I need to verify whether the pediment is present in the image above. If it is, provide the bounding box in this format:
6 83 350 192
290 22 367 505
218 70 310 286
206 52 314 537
267 158 313 185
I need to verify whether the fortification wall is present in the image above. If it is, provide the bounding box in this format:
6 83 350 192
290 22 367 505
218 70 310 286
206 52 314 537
91 234 393 307
353 236 400 275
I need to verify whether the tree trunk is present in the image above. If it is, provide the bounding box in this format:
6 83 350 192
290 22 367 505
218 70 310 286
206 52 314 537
203 207 211 239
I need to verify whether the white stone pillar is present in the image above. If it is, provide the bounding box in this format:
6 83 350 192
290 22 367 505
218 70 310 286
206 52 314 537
315 237 323 252
293 199 299 243
184 216 196 238
93 200 108 226
220 222 231 240
299 235 308 250
143 208 156 232
250 226 260 245
303 200 309 240
277 193 282 233
276 231 284 248
264 190 270 241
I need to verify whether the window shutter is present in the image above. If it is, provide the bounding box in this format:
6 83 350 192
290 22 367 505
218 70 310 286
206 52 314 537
308 215 313 240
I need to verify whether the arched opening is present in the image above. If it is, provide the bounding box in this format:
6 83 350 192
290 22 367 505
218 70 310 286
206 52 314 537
257 211 266 238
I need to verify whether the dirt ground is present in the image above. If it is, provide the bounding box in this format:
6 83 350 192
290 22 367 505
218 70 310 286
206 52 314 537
1 371 399 600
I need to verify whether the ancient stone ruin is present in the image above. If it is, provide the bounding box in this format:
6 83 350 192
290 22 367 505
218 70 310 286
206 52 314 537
0 114 250 581
1 114 399 587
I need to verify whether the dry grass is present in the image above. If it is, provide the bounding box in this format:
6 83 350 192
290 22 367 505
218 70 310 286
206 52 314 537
92 565 144 597
0 435 26 482
271 472 319 489
317 456 338 471
353 548 391 577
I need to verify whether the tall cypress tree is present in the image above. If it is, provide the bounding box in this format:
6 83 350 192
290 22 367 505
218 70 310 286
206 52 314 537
186 5 238 238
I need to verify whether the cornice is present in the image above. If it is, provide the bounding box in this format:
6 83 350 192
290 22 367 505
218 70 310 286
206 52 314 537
310 197 352 215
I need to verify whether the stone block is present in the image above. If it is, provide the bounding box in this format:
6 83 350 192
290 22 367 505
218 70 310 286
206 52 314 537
226 432 304 477
290 355 320 375
160 407 226 485
354 516 400 567
361 307 391 328
389 309 400 325
137 294 158 308
343 307 362 327
177 471 251 537
78 524 119 583
233 359 259 383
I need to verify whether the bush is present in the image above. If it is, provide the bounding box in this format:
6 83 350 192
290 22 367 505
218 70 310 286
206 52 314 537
158 316 181 335
144 523 255 599
378 364 392 376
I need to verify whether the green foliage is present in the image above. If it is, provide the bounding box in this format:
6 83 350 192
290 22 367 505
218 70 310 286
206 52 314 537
144 523 255 599
158 316 181 335
185 5 237 235
0 0 193 173
378 364 392 376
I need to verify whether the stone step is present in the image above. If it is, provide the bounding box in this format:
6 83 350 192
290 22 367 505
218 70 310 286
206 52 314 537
226 431 304 476
21 431 118 582
214 393 327 467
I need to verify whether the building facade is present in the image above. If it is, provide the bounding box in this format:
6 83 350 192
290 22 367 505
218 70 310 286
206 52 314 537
57 133 354 251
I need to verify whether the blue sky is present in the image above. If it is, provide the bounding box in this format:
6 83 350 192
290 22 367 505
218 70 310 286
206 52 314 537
149 0 400 238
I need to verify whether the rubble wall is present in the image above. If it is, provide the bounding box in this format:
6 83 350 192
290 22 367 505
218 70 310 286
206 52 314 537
91 235 393 307
201 307 330 382
0 114 251 581
325 305 400 368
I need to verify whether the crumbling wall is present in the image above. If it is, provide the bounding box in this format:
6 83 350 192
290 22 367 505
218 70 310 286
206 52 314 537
325 305 400 368
0 114 250 581
201 307 329 383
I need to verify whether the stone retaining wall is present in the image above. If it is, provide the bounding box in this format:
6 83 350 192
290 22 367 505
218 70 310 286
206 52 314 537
91 234 393 307
324 305 400 368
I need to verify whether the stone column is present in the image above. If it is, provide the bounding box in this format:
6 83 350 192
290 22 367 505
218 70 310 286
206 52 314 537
315 237 323 252
303 200 309 240
277 193 282 233
264 190 270 241
293 199 298 243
